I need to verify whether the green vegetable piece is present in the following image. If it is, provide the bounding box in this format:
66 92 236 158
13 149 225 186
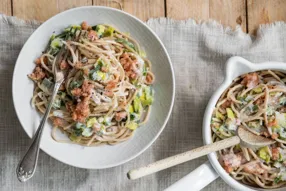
127 122 138 130
64 25 81 34
104 26 115 37
129 105 134 113
94 58 104 71
115 38 136 51
237 96 245 102
130 113 136 121
102 117 112 126
69 134 81 142
276 112 286 128
140 86 154 107
141 98 153 107
50 34 56 41
258 146 271 163
226 108 235 119
142 65 147 76
82 127 93 137
55 31 67 39
97 71 106 81
89 70 97 81
75 128 83 136
95 25 106 37
52 98 61 109
253 87 262 93
269 92 277 96
278 153 283 162
274 176 282 184
70 80 83 89
215 111 225 120
279 128 286 139
130 113 140 122
279 96 286 105
58 91 66 99
86 118 97 128
50 38 63 49
133 97 141 113
75 122 85 129
42 78 53 90
139 50 146 58
252 105 259 112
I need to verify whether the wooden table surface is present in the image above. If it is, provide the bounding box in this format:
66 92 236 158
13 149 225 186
1 0 286 34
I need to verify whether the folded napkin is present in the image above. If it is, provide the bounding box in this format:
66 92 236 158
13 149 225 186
1 14 286 191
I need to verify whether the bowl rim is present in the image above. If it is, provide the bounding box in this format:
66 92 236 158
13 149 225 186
12 6 175 169
202 56 286 191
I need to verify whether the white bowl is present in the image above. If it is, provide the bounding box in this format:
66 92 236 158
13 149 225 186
204 56 286 191
12 6 175 169
166 56 286 191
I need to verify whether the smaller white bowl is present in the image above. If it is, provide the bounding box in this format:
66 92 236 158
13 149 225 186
204 56 286 191
12 6 175 169
166 56 286 191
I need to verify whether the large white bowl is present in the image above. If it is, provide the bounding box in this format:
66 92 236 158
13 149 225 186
12 6 175 169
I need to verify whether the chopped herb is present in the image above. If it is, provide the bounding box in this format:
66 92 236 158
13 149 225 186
50 34 56 41
74 128 83 136
143 65 147 76
258 146 271 163
89 69 96 80
75 122 85 129
95 25 105 37
70 80 83 89
50 38 63 49
252 105 259 112
115 38 136 51
91 25 97 31
278 153 283 162
274 176 282 184
52 98 62 109
42 78 53 90
86 118 97 128
253 87 263 93
55 31 68 39
58 91 66 99
82 127 93 137
130 113 136 120
94 59 103 71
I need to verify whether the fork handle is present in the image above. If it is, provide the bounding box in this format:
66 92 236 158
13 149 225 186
16 82 62 182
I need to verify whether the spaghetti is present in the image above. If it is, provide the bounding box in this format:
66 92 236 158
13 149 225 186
28 22 155 146
212 70 286 188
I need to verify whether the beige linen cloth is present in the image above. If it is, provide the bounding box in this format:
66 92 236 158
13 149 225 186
1 14 286 191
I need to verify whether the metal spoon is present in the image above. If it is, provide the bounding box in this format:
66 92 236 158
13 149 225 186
127 126 275 180
16 47 66 182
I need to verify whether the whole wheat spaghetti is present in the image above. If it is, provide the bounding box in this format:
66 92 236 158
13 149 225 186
212 70 286 188
28 22 155 146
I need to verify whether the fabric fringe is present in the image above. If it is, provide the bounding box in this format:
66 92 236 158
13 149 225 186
147 17 247 36
0 14 41 27
147 17 286 39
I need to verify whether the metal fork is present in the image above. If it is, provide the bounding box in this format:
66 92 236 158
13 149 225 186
16 46 66 182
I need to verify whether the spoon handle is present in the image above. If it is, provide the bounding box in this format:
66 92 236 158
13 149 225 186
127 135 240 180
16 82 62 182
